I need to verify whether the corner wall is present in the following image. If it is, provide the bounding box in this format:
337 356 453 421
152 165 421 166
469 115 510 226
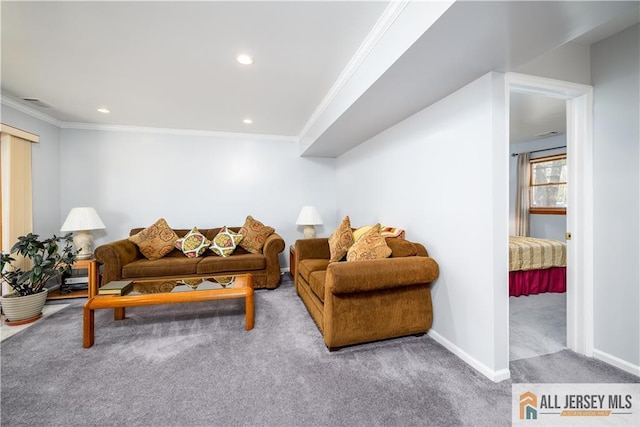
335 72 510 380
591 24 640 373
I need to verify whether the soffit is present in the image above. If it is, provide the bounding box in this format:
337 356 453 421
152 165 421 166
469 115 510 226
301 1 639 157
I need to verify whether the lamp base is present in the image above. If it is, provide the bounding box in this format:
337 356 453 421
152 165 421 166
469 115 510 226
73 230 94 259
302 225 316 239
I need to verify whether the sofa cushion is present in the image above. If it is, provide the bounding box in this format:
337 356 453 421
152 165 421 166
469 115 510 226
328 216 354 262
347 224 392 262
174 227 211 258
128 218 179 260
298 259 330 284
238 216 275 254
122 256 200 278
196 253 266 274
308 270 327 303
386 238 418 257
210 226 243 257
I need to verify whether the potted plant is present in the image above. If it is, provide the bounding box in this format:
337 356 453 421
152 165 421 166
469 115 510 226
0 232 76 325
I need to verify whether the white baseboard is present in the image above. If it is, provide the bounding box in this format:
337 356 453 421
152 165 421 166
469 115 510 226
593 349 640 378
428 329 510 383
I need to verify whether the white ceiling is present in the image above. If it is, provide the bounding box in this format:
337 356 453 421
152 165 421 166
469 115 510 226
1 1 639 154
1 1 388 136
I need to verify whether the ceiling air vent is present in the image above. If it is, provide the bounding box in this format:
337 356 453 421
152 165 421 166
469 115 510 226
21 97 51 109
534 131 559 138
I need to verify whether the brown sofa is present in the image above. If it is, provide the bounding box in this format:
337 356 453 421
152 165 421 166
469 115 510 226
294 237 439 350
95 227 285 290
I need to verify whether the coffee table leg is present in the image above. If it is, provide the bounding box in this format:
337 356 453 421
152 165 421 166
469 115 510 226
114 307 125 320
245 291 254 331
83 305 95 348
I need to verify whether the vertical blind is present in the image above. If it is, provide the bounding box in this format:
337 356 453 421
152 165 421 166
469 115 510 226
1 124 38 291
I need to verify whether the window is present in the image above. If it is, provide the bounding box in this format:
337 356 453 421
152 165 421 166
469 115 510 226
529 154 567 215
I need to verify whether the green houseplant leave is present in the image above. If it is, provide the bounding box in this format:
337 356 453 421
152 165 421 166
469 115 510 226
1 233 77 296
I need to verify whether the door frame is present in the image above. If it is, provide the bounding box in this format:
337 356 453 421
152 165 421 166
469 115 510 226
507 72 594 356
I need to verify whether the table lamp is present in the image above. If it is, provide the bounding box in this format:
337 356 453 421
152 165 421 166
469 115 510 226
296 206 323 239
61 207 106 259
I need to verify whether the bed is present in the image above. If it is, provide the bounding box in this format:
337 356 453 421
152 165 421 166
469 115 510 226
509 236 566 297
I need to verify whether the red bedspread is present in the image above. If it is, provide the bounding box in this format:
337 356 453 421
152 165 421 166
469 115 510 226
509 267 566 297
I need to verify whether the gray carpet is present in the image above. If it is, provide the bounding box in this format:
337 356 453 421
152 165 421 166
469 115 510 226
509 292 567 361
1 275 637 427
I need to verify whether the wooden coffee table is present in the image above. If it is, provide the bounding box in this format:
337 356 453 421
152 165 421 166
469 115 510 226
83 274 254 348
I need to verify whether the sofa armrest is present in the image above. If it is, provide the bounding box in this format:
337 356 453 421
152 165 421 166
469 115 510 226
94 238 141 287
294 238 330 261
326 256 439 295
414 242 429 257
262 232 285 288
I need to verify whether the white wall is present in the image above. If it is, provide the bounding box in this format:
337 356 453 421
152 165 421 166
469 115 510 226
515 41 591 85
1 105 62 238
336 72 510 380
591 24 640 370
59 128 337 269
509 134 567 241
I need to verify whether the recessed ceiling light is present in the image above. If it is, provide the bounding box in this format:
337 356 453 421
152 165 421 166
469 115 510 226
97 108 110 114
236 54 254 65
243 118 253 124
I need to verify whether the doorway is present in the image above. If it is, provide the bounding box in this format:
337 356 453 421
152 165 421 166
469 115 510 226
508 93 568 360
507 72 594 358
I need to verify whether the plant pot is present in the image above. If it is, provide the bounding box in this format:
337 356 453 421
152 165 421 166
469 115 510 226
1 288 48 325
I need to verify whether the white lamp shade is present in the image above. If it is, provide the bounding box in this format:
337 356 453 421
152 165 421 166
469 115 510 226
61 207 106 232
296 206 323 226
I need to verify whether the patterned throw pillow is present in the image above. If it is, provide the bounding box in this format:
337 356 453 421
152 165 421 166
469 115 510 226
174 227 211 258
353 225 374 242
346 223 392 262
128 218 179 260
210 226 244 257
328 216 354 262
238 216 274 254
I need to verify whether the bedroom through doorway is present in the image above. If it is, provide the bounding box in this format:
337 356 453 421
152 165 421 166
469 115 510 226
508 89 569 361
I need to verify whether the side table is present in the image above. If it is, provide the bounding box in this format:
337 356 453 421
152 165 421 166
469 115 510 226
289 245 296 278
47 258 99 300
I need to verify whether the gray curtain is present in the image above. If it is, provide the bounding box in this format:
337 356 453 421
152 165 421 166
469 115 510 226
515 152 530 237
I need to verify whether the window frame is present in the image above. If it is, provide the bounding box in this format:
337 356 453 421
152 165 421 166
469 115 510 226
529 153 567 216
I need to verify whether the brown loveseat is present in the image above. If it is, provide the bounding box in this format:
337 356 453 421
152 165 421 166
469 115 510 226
294 237 439 350
95 227 285 290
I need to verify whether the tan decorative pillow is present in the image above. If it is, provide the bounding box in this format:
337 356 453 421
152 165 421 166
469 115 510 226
353 225 374 242
210 226 243 257
328 216 354 262
128 218 179 260
238 216 275 254
174 227 211 258
346 223 392 262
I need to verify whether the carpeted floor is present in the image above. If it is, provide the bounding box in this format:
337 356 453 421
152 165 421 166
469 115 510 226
509 292 566 361
0 303 69 342
1 275 637 426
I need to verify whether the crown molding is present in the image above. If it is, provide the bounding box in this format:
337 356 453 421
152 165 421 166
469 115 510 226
297 1 409 142
60 122 299 142
1 95 63 128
